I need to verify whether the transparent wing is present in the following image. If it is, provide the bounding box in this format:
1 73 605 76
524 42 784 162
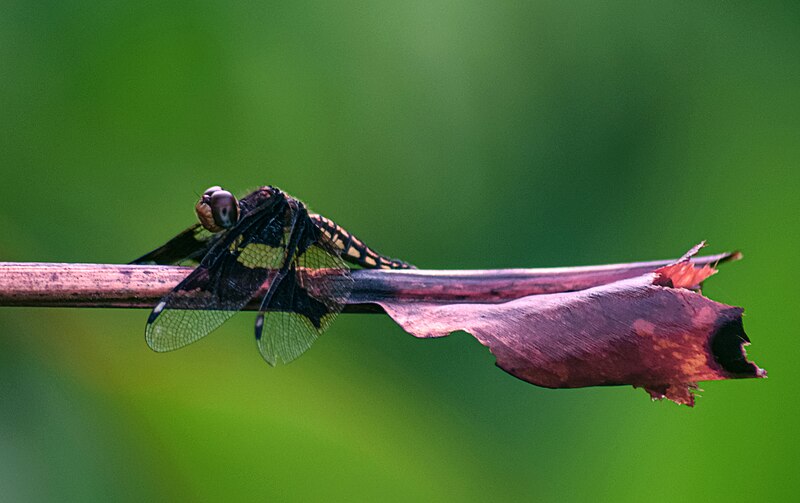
145 208 290 352
255 236 353 366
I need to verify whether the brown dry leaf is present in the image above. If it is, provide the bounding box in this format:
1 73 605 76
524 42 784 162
377 245 764 405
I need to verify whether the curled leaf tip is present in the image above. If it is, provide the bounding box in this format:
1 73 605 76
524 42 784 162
640 308 765 406
654 261 718 289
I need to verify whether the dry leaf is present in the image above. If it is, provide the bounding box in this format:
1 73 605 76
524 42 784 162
377 245 764 405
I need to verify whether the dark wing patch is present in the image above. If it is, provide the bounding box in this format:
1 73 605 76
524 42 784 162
145 201 290 352
131 224 216 266
255 224 353 366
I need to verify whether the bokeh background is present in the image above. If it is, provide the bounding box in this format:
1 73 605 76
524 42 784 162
1 1 798 501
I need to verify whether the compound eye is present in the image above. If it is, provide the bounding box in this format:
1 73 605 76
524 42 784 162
203 186 223 197
209 190 239 229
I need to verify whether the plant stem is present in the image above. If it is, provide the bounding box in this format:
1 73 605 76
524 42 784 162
0 252 738 312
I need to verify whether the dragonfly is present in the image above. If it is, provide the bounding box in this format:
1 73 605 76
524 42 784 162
132 185 414 365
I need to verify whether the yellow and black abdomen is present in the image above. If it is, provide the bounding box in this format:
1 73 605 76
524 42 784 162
310 214 415 270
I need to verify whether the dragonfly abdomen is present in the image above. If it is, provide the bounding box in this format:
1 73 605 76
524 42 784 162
309 214 415 270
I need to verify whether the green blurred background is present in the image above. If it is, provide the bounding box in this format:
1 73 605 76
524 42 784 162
1 1 797 501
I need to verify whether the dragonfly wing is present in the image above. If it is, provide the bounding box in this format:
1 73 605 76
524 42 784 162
131 224 216 266
145 204 290 352
255 219 353 366
145 266 259 351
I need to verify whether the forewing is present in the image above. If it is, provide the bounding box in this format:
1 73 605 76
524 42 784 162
131 224 215 266
145 209 289 352
256 239 353 366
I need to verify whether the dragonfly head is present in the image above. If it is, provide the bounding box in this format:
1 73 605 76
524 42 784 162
196 186 240 232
